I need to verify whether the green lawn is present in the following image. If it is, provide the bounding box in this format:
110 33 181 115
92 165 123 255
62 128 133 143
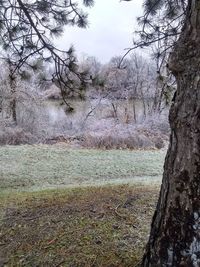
0 144 166 193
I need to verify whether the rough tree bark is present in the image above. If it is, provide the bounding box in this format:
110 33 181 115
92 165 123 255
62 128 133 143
142 0 200 266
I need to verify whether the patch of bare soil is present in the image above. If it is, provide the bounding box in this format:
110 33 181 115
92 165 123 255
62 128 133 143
0 185 159 267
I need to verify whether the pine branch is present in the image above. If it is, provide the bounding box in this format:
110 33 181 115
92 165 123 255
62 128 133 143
0 0 94 107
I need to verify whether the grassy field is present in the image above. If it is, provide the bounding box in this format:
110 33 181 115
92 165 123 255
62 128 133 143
0 144 166 193
0 145 166 267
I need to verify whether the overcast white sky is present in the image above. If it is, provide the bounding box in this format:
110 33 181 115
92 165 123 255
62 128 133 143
55 0 143 63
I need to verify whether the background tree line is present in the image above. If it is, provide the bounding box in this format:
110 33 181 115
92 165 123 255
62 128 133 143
0 51 171 148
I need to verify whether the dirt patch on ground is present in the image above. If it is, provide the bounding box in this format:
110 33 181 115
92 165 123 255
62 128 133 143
0 185 159 267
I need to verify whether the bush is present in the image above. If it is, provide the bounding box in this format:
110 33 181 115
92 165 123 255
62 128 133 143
81 132 157 150
0 126 36 145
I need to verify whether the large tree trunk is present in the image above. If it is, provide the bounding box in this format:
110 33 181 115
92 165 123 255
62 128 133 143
142 1 200 266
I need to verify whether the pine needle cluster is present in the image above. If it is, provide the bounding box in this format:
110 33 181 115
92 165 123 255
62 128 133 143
0 0 94 105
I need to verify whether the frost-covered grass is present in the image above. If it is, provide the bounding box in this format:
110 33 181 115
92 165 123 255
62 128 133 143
0 144 166 193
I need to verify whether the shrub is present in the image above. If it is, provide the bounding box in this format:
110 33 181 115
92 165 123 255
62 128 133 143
0 126 36 145
81 132 157 150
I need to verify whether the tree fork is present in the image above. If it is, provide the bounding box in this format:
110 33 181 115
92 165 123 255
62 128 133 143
142 0 200 266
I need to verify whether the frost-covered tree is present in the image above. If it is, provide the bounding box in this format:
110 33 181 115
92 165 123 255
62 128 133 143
103 56 128 95
101 54 159 102
79 55 102 85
